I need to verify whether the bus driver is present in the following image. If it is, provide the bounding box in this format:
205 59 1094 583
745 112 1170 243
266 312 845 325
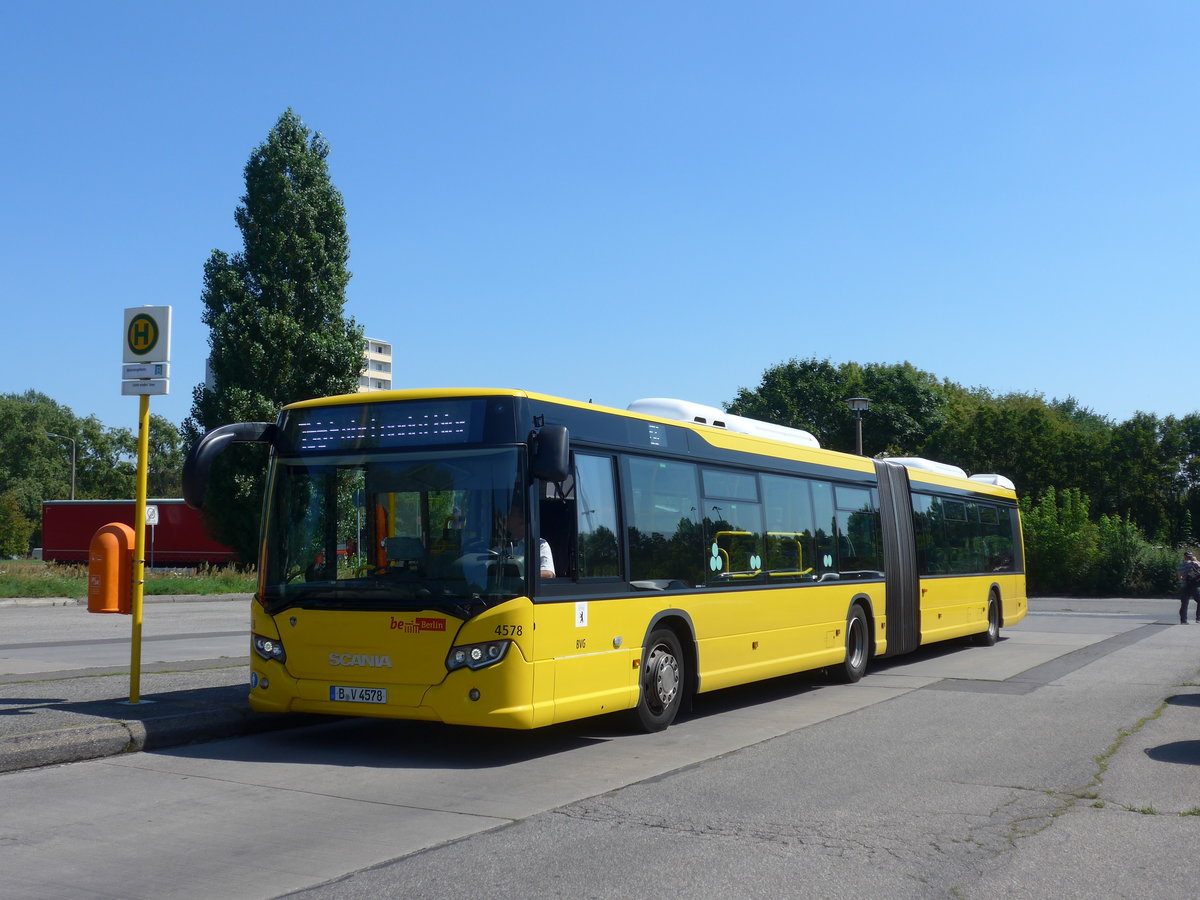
500 504 555 579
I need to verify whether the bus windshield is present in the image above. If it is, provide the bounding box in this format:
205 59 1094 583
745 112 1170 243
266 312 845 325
261 447 528 614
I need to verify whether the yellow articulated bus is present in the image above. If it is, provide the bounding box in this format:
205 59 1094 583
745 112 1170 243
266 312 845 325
183 389 1026 732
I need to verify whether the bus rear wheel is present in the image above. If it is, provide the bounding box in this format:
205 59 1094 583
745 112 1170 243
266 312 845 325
634 628 684 732
833 605 869 683
976 594 1000 646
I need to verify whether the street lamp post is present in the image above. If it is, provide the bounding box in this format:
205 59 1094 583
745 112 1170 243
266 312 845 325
846 398 871 456
46 433 77 500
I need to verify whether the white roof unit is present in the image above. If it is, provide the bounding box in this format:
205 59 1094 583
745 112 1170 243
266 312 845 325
969 473 1017 491
883 457 969 479
628 398 820 449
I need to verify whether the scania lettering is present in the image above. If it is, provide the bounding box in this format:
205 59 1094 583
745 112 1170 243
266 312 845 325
184 389 1026 731
328 653 394 668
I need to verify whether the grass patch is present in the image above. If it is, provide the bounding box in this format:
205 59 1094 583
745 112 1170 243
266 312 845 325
0 559 255 599
143 565 258 596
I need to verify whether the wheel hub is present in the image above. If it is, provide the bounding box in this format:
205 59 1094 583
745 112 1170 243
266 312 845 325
647 647 679 707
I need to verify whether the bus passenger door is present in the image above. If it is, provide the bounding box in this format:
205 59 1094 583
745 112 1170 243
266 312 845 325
536 453 634 724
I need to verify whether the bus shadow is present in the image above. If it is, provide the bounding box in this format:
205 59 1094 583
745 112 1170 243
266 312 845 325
872 635 1001 672
679 635 999 722
161 713 613 770
0 685 244 721
681 671 827 721
155 636 998 770
0 697 70 715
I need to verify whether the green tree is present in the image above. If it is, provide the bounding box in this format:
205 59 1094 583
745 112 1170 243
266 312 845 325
727 358 950 455
923 391 1105 500
1094 413 1174 540
0 391 193 548
0 392 76 522
187 109 363 561
145 415 186 498
0 490 35 556
0 391 142 499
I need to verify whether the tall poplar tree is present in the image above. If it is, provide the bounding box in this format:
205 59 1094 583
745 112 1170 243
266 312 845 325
188 109 363 561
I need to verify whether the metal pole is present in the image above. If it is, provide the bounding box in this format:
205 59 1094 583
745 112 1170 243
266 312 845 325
129 394 150 704
855 412 864 456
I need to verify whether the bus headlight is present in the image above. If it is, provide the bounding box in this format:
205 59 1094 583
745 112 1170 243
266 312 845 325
446 640 510 672
253 634 286 663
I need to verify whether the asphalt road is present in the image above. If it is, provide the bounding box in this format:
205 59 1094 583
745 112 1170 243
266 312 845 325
1 596 1197 899
0 594 249 675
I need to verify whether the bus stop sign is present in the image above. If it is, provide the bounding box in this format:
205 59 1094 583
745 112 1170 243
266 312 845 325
123 306 172 364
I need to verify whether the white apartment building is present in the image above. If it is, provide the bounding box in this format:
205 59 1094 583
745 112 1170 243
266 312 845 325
204 337 393 393
360 338 393 392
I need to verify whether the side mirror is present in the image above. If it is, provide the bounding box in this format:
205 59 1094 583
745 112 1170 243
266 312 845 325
529 425 569 483
182 422 278 509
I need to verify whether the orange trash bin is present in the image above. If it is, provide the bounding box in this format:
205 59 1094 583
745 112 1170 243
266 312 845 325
87 523 135 614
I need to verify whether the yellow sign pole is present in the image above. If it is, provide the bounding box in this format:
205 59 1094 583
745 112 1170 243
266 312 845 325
122 305 170 705
129 393 151 703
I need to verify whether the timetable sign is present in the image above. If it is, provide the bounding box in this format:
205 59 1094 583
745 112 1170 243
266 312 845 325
121 379 169 396
122 363 169 379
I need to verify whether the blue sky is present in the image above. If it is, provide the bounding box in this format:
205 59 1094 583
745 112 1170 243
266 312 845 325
3 2 1197 435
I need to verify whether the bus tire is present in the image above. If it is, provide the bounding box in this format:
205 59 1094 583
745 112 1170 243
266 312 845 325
634 628 685 732
834 605 869 684
976 594 1000 646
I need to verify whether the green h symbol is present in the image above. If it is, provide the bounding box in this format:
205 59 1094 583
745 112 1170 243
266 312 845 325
129 314 158 354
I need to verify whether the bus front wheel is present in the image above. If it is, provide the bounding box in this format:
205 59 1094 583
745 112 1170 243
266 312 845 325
634 629 685 732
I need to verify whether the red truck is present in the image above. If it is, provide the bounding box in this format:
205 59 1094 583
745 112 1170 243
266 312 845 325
41 499 237 566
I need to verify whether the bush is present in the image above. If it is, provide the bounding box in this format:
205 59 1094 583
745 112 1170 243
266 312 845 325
1021 487 1181 596
1020 488 1099 595
0 490 34 558
1088 515 1177 596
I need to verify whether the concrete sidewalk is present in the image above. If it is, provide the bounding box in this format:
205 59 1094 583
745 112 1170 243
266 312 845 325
0 657 321 774
0 593 324 774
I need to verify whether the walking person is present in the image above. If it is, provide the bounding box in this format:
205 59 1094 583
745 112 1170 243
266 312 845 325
1178 551 1200 624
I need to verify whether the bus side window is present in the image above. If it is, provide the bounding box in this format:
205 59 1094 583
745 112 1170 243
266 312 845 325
810 481 837 579
624 456 703 588
572 454 621 579
912 493 935 574
539 474 575 579
702 468 764 585
834 485 882 577
762 473 823 584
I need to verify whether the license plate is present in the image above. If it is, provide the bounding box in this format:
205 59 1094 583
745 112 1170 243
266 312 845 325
329 686 388 704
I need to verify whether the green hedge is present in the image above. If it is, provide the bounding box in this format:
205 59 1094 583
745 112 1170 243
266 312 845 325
1020 488 1181 596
